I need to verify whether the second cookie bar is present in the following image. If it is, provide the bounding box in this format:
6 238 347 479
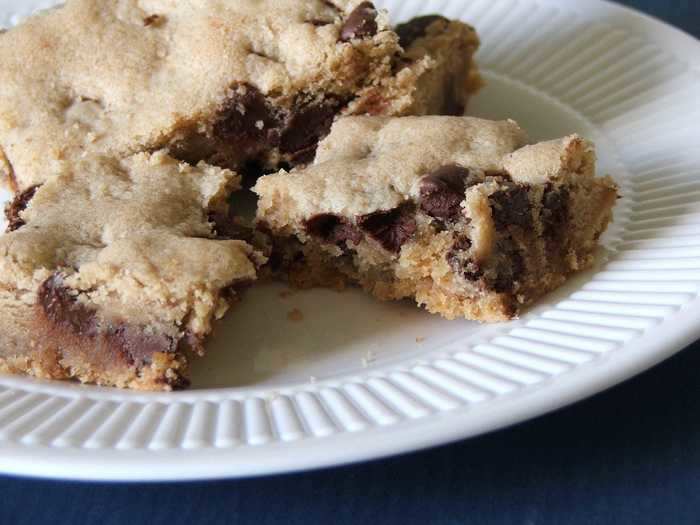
254 116 618 322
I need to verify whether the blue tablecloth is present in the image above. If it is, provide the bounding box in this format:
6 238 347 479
3 2 700 524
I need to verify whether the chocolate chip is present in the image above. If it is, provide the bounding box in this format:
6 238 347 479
395 15 448 47
447 236 483 281
213 85 281 157
5 185 40 232
489 184 532 230
143 14 163 27
38 274 179 367
419 165 477 221
541 185 570 238
280 98 344 162
339 2 378 42
357 204 416 253
305 214 362 247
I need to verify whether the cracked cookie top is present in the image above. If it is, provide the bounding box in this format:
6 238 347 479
0 151 261 341
254 116 542 224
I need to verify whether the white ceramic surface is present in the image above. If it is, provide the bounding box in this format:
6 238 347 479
0 0 699 481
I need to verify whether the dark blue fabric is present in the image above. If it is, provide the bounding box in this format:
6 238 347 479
616 0 700 37
2 3 699 524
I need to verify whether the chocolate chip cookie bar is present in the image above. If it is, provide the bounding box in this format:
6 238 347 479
0 0 481 192
0 152 263 390
254 117 618 322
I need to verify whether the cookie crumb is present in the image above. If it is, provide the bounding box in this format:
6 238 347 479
287 308 304 322
416 336 425 343
279 289 294 299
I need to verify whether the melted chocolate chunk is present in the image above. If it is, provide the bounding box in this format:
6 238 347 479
214 86 344 166
107 325 176 367
5 185 40 232
305 214 362 247
419 165 477 221
213 85 281 156
395 15 448 47
39 274 99 337
490 245 525 294
489 184 533 230
339 2 378 42
38 274 179 367
208 210 255 242
280 98 344 161
541 185 570 238
357 204 417 253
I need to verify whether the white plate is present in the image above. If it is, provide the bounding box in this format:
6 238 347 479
1 0 699 482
